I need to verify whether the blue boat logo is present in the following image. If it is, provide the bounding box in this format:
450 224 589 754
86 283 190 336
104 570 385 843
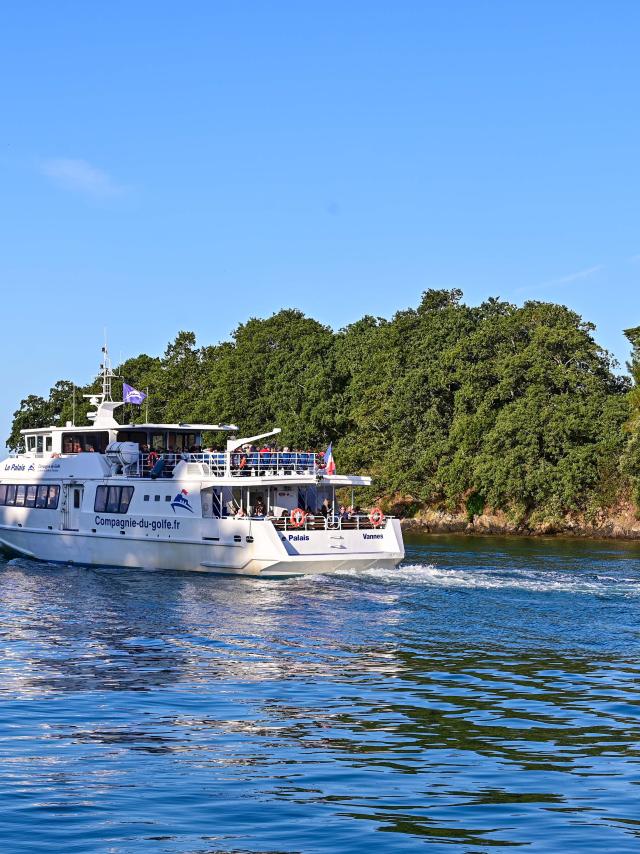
171 489 194 513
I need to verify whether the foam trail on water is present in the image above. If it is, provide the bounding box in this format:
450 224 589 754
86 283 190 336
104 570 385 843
333 563 640 596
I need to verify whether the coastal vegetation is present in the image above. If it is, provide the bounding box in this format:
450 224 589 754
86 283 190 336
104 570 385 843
8 291 639 529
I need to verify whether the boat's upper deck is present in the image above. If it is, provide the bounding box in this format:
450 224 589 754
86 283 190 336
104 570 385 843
132 449 323 479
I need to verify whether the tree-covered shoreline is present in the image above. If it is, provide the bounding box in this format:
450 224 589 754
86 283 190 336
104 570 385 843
8 291 640 527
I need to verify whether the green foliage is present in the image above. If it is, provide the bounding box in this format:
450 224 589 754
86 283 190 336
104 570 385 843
620 326 640 509
465 492 485 521
8 293 637 519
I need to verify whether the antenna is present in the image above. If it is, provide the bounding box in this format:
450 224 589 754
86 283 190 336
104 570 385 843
101 331 113 402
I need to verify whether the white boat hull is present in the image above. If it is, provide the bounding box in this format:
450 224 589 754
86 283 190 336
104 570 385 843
0 518 405 577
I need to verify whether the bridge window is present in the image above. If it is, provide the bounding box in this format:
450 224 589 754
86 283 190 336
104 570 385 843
62 432 109 454
94 485 134 514
25 485 37 507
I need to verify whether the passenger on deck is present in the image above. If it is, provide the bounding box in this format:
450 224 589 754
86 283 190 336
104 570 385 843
339 504 349 520
254 498 266 517
235 507 246 518
319 498 331 518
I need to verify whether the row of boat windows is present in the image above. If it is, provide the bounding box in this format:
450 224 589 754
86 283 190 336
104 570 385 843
0 484 60 509
26 436 53 453
94 486 134 515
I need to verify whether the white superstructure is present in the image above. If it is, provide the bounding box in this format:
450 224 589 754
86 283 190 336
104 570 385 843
0 351 404 577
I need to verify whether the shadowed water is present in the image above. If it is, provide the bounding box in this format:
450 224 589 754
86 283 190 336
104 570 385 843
1 535 640 852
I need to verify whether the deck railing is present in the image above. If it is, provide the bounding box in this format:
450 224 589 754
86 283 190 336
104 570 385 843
269 514 387 532
128 451 324 479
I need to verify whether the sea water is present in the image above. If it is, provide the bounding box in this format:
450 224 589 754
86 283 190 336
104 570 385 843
1 535 640 852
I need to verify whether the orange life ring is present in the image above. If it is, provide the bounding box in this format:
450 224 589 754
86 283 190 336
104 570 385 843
290 507 306 528
148 451 159 467
239 454 247 469
369 507 384 528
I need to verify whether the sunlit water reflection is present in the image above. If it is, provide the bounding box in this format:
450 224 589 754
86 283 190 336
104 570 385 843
1 535 640 852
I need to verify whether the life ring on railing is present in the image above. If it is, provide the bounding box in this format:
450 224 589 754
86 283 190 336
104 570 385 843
290 507 306 528
148 450 159 467
369 507 384 528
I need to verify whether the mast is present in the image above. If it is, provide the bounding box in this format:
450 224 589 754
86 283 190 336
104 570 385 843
101 334 114 402
84 337 123 428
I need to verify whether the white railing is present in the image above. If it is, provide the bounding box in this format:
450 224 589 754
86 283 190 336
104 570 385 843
269 513 388 532
128 451 325 478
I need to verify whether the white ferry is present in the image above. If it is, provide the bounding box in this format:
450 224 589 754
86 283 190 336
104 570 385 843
0 353 404 577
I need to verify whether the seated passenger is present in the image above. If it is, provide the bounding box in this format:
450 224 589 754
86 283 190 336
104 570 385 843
235 507 246 518
254 499 266 517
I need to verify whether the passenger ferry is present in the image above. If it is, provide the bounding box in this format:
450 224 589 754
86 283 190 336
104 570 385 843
0 352 404 576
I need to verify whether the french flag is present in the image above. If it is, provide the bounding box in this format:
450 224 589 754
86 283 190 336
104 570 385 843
324 443 336 475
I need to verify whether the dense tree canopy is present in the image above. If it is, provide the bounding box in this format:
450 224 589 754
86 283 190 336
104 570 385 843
8 292 637 521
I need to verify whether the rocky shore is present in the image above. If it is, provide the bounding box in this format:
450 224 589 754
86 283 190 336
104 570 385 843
400 503 640 540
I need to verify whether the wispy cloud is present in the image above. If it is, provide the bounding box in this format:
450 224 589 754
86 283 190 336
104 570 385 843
539 265 604 288
516 264 603 295
40 157 126 199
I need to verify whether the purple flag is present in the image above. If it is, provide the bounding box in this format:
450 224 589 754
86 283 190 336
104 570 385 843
123 383 147 405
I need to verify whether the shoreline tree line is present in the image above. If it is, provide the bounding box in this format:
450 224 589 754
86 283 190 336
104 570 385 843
8 290 640 523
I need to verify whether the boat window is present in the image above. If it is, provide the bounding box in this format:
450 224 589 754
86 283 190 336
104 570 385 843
150 433 164 452
0 483 69 511
36 436 43 454
94 485 134 514
106 487 121 513
45 436 52 452
26 436 36 452
73 489 81 509
117 431 146 445
61 431 109 453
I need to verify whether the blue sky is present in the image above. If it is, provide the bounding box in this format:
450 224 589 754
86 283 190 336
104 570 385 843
1 2 639 442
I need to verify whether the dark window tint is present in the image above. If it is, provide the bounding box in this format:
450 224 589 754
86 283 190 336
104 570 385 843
94 485 134 514
62 431 109 454
94 486 107 512
119 487 134 513
0 483 61 509
73 489 81 509
106 487 121 513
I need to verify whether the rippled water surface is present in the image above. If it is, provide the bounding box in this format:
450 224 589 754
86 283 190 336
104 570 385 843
1 535 640 853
